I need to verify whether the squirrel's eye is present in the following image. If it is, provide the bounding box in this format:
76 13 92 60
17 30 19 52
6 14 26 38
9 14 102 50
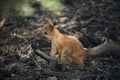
44 32 47 34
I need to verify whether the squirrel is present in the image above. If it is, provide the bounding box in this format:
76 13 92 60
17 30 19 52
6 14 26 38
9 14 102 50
41 22 120 66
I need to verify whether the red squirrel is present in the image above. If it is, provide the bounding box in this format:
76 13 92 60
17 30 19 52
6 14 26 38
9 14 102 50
42 22 120 66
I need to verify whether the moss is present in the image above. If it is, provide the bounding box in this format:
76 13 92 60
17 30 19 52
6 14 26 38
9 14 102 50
41 0 65 14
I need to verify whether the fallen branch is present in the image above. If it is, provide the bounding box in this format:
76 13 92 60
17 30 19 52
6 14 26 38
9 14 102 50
34 49 57 65
34 49 89 71
34 49 65 70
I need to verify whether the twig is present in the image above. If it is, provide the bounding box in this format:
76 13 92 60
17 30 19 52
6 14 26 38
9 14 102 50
31 54 42 70
96 67 110 74
35 49 57 65
93 58 120 63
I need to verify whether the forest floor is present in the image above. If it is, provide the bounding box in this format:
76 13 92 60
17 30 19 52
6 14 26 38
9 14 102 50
0 0 120 80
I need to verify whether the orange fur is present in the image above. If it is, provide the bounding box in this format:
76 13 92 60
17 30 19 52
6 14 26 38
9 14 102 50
42 22 86 66
42 22 120 66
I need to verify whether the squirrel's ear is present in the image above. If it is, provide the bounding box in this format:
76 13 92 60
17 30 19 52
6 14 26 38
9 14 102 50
48 21 55 32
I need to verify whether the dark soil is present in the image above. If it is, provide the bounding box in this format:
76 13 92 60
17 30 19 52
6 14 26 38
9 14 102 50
0 0 120 80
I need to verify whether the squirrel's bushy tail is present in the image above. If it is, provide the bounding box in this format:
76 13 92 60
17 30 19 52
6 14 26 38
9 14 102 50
86 40 120 56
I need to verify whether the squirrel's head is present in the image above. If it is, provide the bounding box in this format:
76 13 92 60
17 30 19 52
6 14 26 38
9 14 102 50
42 21 58 40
